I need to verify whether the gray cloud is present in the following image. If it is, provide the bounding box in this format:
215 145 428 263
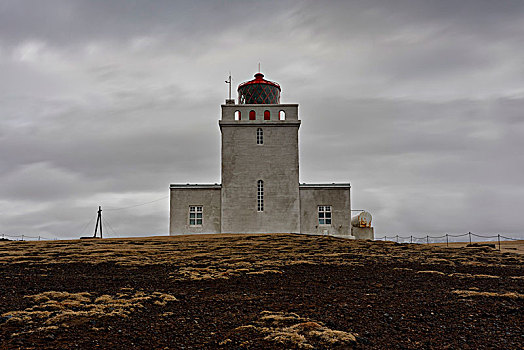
0 0 523 239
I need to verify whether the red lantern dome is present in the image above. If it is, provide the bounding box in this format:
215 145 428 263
237 73 281 104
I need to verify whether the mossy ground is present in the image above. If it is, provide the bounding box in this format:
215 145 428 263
1 234 522 349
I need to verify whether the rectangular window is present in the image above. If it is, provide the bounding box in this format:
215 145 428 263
189 206 203 226
257 180 264 212
318 205 332 225
257 128 263 145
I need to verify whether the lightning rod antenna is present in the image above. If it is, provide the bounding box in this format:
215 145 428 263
225 72 232 101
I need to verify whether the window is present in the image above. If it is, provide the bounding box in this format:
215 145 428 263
257 128 263 145
257 180 264 212
189 206 203 226
235 110 241 120
249 110 256 120
264 110 270 120
279 110 286 120
318 206 332 225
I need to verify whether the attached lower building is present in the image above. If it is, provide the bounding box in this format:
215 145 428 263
170 72 362 237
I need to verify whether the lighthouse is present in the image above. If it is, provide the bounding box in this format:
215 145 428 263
170 72 368 238
220 73 301 233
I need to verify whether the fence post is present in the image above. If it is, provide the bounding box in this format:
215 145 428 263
410 235 413 244
426 235 429 244
21 234 24 241
446 234 449 247
396 235 399 243
498 234 501 251
38 236 41 241
383 236 386 241
468 232 472 245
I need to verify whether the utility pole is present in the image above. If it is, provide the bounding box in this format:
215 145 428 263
93 206 103 239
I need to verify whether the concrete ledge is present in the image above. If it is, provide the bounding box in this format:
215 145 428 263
170 184 221 189
221 104 299 107
219 120 301 127
300 183 351 188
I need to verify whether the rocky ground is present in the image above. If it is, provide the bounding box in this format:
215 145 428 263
0 234 522 349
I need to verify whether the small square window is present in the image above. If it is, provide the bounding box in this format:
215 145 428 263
189 206 203 226
318 206 332 225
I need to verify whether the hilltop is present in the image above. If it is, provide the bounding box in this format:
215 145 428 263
1 234 523 349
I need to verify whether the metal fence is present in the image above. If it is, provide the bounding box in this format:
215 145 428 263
376 232 521 251
0 233 55 241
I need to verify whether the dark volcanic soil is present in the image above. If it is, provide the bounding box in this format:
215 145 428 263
0 234 522 349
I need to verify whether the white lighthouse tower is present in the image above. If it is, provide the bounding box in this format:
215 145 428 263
170 72 364 238
220 73 301 233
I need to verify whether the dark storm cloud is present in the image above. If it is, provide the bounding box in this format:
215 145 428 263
0 0 523 239
0 0 295 56
0 1 204 45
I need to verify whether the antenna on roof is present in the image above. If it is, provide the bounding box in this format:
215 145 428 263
258 62 261 72
225 72 234 104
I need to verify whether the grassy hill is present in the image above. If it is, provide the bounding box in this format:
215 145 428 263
1 234 523 349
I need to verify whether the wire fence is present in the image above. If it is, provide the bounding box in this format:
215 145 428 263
0 233 56 241
375 232 521 251
2 231 522 247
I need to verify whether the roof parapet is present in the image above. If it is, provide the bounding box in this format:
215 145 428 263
299 183 351 188
170 184 221 189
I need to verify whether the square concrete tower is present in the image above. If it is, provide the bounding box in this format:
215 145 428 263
220 102 301 233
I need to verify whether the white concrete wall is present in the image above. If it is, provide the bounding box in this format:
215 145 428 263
299 186 351 236
352 227 374 240
221 104 299 121
220 104 301 233
169 187 221 234
169 102 355 237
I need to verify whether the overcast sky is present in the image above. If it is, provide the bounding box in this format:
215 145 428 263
1 0 523 240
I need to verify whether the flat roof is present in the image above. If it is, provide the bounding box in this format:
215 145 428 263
170 183 349 189
299 183 351 188
221 103 299 107
170 184 221 189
